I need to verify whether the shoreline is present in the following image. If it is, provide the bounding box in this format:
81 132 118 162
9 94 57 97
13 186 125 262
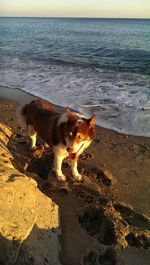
1 84 150 139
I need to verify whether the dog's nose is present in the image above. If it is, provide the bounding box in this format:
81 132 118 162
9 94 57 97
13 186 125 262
67 147 73 153
67 147 70 152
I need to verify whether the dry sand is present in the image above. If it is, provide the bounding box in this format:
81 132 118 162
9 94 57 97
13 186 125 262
0 85 150 265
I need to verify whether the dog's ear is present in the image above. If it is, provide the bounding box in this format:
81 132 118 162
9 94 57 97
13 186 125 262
87 114 96 128
66 108 77 122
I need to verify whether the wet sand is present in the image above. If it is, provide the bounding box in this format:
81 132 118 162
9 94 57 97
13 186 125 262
0 85 150 264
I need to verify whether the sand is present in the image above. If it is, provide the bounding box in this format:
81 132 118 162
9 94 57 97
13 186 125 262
0 85 150 265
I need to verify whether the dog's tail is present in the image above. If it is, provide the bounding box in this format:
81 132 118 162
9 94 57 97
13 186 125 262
16 103 29 129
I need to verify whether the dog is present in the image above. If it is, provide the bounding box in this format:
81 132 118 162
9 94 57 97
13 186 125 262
17 99 96 182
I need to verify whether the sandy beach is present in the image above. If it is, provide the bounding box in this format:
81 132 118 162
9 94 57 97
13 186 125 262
0 85 150 265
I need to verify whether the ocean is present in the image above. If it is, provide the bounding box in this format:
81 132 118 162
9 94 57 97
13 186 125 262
0 17 150 136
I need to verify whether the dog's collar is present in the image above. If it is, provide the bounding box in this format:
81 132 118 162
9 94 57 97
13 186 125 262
68 143 85 160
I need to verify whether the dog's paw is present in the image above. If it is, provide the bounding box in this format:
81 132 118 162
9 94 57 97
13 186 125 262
57 174 66 182
73 174 83 182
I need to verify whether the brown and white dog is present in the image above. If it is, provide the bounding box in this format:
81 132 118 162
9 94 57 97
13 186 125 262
17 99 96 182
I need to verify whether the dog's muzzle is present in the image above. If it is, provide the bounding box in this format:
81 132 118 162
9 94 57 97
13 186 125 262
67 144 84 160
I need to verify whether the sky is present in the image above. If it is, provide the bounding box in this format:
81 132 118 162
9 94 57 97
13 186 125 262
0 0 150 18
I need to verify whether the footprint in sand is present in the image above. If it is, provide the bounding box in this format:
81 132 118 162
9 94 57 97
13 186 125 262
79 207 116 245
125 232 150 249
114 203 150 249
114 204 150 230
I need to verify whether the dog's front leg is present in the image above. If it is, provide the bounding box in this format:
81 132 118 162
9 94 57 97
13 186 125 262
71 156 82 182
53 147 66 181
28 124 37 150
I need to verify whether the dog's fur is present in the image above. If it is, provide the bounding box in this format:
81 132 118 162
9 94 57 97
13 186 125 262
17 99 96 182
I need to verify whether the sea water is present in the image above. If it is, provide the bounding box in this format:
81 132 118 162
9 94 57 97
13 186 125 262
0 17 150 136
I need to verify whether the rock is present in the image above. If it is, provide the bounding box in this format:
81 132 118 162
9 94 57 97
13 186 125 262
14 187 61 265
0 123 61 265
0 175 38 264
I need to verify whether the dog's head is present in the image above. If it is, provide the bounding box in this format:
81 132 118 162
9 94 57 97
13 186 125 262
64 109 96 159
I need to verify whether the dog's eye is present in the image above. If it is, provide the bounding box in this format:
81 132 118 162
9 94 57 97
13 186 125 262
77 133 83 140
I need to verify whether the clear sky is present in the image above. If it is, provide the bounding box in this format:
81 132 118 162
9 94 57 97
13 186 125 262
0 0 149 18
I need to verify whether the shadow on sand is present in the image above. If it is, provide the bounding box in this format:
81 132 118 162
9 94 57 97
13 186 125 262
0 224 61 265
4 125 150 265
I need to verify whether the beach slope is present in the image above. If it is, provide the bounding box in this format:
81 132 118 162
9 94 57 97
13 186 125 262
0 86 150 265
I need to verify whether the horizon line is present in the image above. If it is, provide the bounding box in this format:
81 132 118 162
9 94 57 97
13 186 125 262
0 16 150 20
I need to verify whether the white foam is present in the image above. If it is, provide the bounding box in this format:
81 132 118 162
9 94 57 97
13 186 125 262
0 60 150 137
